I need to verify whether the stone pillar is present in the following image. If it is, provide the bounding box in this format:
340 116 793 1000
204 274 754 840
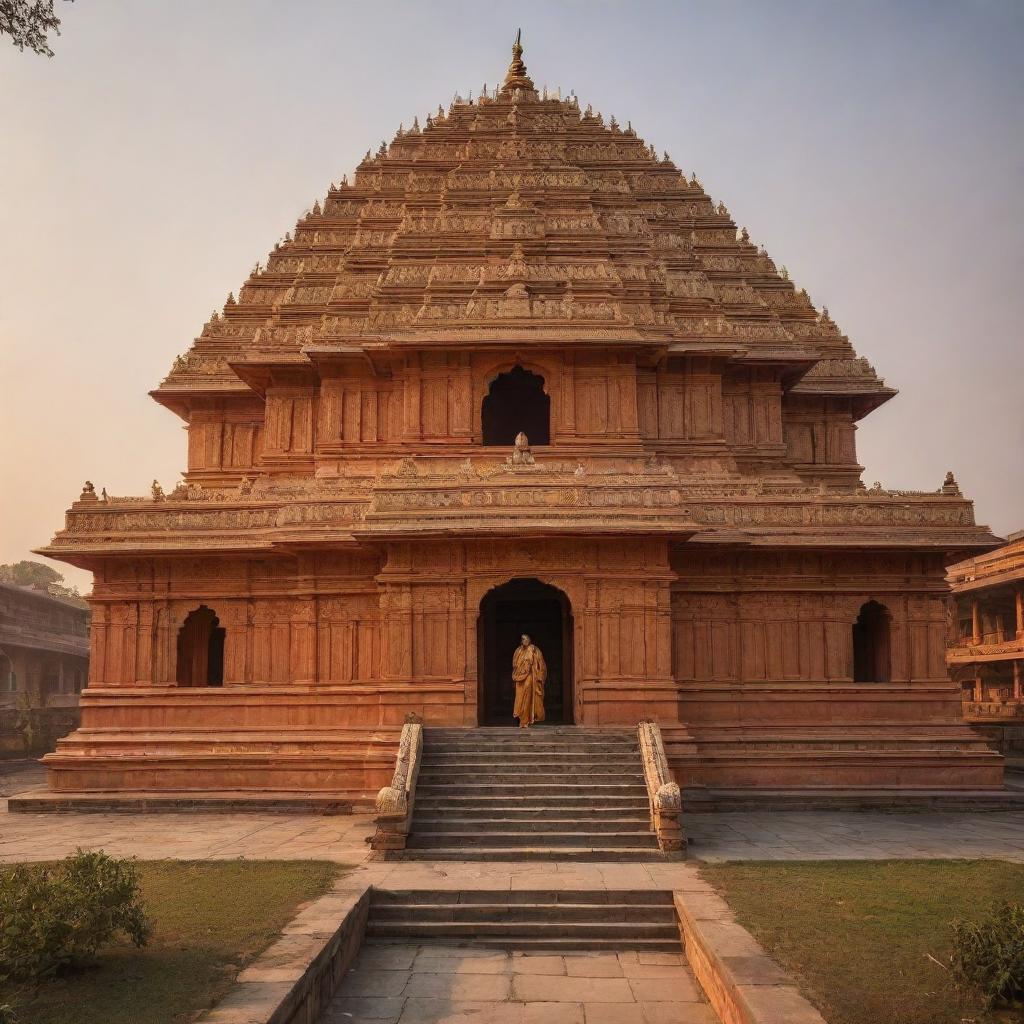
972 599 981 645
1013 660 1022 702
974 675 983 702
1016 589 1024 639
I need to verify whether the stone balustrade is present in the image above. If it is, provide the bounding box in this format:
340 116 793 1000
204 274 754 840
370 715 423 853
638 719 685 854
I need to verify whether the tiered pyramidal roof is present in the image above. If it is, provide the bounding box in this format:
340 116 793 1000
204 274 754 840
155 33 893 416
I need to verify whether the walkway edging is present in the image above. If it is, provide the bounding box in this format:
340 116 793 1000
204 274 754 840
675 889 828 1024
201 883 371 1024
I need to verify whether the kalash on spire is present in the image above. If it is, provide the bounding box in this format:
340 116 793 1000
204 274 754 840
500 28 537 98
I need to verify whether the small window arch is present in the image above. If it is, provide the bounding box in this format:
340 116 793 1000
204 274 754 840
481 365 550 446
853 600 891 683
176 606 225 686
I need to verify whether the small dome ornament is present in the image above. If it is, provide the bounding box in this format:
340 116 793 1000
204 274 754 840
942 471 962 495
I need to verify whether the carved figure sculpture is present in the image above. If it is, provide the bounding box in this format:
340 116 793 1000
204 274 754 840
512 633 546 728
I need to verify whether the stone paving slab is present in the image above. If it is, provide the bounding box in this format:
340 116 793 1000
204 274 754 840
2 753 1023 868
319 943 716 1024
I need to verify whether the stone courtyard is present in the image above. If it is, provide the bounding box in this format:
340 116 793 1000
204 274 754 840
5 764 1024 867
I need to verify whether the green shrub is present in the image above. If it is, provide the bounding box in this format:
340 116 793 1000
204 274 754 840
950 901 1024 1008
0 850 152 983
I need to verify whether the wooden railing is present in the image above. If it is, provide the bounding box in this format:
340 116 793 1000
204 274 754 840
370 715 423 853
637 720 685 854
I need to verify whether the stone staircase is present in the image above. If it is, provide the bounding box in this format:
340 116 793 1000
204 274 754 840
366 888 681 951
404 726 664 861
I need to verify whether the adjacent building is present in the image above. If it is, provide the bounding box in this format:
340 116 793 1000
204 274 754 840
36 38 1002 801
0 583 89 709
948 532 1024 751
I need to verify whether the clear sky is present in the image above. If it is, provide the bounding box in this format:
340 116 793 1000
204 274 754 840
1 0 1022 593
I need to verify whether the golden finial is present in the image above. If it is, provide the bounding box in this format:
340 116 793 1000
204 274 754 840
501 27 535 95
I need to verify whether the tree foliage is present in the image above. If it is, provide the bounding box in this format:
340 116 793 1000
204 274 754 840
0 560 62 588
0 561 85 604
0 0 71 57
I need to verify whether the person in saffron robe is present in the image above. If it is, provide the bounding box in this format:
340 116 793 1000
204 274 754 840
512 633 546 728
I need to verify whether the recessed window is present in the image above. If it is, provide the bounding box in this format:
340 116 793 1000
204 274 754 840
481 366 550 446
176 606 225 686
853 600 891 683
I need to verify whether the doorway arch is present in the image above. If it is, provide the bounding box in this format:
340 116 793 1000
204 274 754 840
477 578 573 725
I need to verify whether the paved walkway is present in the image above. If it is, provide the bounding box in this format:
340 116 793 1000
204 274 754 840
320 942 715 1024
3 762 1024 864
686 809 1024 861
4 804 1024 865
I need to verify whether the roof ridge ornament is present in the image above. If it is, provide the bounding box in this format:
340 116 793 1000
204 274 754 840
501 28 536 97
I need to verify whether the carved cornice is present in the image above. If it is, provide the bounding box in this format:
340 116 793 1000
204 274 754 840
38 469 994 562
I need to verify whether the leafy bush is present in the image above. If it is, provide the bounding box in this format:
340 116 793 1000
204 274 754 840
0 850 152 983
950 901 1024 1008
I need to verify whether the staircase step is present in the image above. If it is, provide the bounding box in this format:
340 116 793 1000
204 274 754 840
402 725 669 863
415 761 638 770
396 847 670 862
371 903 675 923
418 772 645 785
365 935 682 952
365 919 678 939
414 798 650 813
417 783 647 796
370 889 675 905
412 817 651 832
408 831 659 849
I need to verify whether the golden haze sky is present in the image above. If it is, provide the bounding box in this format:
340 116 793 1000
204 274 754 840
1 0 1022 593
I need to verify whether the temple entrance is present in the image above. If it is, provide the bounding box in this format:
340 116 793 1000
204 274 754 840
478 578 573 725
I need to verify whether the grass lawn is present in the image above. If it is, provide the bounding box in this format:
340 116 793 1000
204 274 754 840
1 859 344 1024
700 860 1024 1024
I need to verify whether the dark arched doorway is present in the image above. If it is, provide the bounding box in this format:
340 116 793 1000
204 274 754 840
478 578 573 725
852 600 891 683
481 366 550 446
176 606 225 686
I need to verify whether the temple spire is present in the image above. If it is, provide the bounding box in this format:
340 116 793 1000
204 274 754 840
501 28 536 96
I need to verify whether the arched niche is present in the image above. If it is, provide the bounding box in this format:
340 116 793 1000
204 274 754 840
481 365 550 446
176 605 225 686
852 600 892 683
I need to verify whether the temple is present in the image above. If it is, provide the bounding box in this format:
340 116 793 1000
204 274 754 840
36 36 1002 802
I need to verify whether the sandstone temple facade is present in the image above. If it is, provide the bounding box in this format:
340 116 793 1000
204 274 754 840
39 38 1002 800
